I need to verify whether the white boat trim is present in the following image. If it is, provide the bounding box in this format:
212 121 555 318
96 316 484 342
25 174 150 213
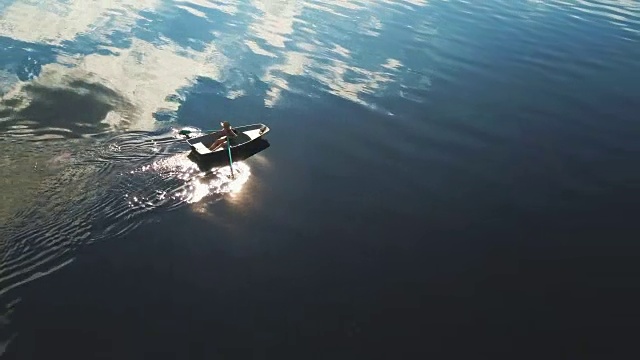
192 142 212 154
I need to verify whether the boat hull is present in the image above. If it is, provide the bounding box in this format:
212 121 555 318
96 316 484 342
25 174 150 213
185 123 270 161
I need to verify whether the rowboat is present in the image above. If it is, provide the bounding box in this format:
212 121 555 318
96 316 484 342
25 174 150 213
185 123 270 161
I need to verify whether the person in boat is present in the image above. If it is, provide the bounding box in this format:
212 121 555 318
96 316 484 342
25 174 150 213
209 120 238 151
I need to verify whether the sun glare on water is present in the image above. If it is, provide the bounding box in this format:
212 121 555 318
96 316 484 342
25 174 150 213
126 152 251 210
181 163 251 204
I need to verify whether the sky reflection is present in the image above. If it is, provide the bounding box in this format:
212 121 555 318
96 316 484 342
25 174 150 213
0 0 431 133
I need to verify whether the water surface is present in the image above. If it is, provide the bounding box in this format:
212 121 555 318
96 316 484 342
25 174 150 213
1 0 639 358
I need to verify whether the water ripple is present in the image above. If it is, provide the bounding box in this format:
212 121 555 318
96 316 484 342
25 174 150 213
0 0 638 355
0 128 251 300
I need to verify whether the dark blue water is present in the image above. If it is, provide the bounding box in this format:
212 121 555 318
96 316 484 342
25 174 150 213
1 0 639 358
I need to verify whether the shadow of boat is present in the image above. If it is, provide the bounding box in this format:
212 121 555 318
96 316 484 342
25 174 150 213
187 138 271 172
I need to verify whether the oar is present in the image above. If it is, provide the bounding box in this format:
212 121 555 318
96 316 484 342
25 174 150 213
226 136 234 179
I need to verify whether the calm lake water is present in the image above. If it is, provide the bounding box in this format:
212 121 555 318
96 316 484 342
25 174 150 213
1 0 639 358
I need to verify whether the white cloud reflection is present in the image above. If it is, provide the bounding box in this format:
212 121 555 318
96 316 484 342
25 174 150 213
249 0 303 48
250 0 421 110
1 38 225 131
176 0 238 15
262 50 310 107
176 4 208 18
382 58 403 70
308 58 394 109
57 39 225 130
244 40 277 58
0 0 158 44
0 0 229 131
0 0 428 130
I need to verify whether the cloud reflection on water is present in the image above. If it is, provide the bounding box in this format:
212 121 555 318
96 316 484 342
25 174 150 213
247 0 421 111
176 0 238 15
1 0 430 133
57 38 226 130
1 38 226 132
0 0 158 45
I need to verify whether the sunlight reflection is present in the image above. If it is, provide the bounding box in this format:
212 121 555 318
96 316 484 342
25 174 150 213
146 150 261 218
182 163 251 204
134 153 252 207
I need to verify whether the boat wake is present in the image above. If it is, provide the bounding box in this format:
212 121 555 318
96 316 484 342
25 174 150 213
0 127 250 305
